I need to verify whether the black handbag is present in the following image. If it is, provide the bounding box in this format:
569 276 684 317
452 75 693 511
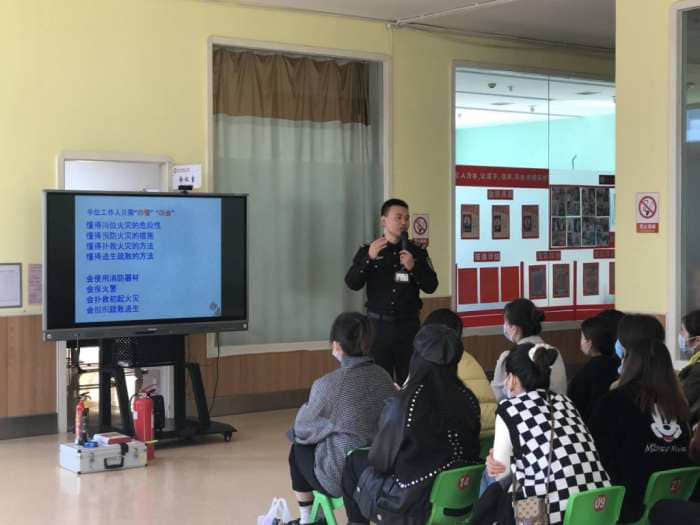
354 466 428 524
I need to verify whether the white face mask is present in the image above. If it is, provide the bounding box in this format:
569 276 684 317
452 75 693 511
331 343 343 363
503 323 512 343
679 334 688 352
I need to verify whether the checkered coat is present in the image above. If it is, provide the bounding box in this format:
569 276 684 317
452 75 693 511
497 390 610 524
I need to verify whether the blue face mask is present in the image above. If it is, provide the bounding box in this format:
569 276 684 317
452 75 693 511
615 339 625 375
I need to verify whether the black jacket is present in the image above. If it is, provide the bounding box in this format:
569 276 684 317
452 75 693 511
345 239 438 316
680 362 700 425
567 355 619 424
354 381 481 524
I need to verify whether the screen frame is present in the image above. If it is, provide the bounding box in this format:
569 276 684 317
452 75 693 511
43 189 249 341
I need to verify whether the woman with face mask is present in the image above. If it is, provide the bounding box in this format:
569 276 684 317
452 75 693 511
590 326 691 524
475 343 610 525
490 298 567 401
679 310 700 426
566 315 619 424
286 312 397 525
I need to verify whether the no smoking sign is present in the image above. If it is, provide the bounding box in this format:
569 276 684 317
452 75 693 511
412 213 430 247
636 193 659 233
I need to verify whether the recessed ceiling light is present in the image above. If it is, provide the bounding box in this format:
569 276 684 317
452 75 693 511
576 91 601 96
491 102 514 106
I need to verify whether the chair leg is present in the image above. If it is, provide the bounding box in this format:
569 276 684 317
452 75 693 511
320 498 338 525
309 496 321 522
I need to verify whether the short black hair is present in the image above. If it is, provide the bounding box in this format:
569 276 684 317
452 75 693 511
329 312 373 357
581 315 615 356
597 309 625 340
682 309 700 337
423 308 464 338
381 198 409 216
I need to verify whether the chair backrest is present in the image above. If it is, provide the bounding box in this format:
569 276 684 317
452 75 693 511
561 486 626 525
642 466 700 505
427 464 485 525
479 432 495 459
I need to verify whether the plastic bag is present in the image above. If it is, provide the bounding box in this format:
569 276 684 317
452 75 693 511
257 497 292 525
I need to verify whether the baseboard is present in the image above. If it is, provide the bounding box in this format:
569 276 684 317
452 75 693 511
0 413 58 440
186 389 310 417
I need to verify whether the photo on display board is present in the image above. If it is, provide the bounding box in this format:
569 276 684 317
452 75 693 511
522 205 539 239
610 262 615 295
551 188 566 217
461 204 480 240
596 218 610 246
529 265 547 300
566 218 581 247
582 188 596 217
551 217 566 247
583 263 600 296
596 188 610 216
492 205 510 239
581 218 597 247
565 187 581 216
553 264 570 298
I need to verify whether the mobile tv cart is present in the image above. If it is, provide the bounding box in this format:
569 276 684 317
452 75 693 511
98 334 236 444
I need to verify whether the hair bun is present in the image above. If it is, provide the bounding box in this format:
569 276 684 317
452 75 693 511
532 309 545 324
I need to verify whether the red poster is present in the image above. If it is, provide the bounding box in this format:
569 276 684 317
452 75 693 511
553 264 570 299
458 268 478 305
487 189 514 200
474 251 500 263
593 249 615 259
583 263 600 296
536 251 561 261
480 267 499 304
461 204 480 240
522 205 539 239
492 205 510 240
529 265 547 300
501 267 520 302
456 165 549 188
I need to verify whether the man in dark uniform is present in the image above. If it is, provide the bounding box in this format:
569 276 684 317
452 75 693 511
345 198 438 384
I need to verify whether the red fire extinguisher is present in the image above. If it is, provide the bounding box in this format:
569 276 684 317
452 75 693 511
74 393 90 445
131 387 155 461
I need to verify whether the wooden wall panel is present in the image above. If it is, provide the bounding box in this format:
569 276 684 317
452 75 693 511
0 317 7 417
6 316 56 416
464 328 586 374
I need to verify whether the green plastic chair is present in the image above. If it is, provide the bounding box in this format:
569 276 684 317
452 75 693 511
427 463 486 525
309 491 344 525
561 485 625 525
479 432 495 459
629 466 700 525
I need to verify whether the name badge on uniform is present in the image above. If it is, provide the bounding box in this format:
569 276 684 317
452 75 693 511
394 271 409 283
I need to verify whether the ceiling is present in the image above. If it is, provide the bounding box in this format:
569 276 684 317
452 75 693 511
233 0 615 50
455 68 615 128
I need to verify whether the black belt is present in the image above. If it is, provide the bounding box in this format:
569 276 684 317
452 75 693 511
367 311 418 322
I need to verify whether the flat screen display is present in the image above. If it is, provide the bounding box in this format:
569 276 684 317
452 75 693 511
43 191 247 340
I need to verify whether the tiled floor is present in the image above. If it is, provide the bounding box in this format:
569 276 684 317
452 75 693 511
0 409 346 525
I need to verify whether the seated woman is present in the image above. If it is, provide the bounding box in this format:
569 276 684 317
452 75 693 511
483 343 610 525
590 314 692 524
341 324 482 525
567 315 619 424
491 298 567 401
678 310 700 425
287 312 397 525
423 308 497 438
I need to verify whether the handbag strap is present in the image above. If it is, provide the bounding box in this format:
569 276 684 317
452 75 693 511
512 390 557 505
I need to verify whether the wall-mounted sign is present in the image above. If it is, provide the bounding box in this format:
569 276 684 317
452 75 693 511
636 192 659 233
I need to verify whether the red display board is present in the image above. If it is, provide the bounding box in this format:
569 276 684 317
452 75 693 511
501 267 520 302
479 267 499 304
456 165 549 188
529 265 547 300
458 268 478 305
